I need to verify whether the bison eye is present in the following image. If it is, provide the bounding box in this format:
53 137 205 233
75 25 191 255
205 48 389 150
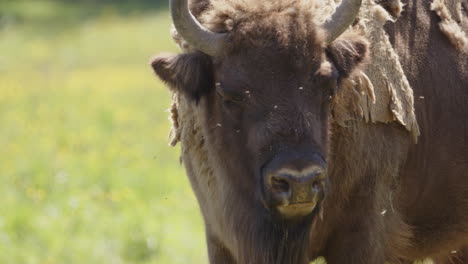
215 83 245 107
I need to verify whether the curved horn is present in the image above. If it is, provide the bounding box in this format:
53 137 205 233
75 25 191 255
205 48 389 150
323 0 362 43
170 0 227 56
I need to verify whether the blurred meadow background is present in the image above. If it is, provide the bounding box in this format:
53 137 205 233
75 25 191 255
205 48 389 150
0 0 207 263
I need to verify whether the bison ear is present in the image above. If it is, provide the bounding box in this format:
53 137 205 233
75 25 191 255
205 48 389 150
151 52 214 101
326 32 369 78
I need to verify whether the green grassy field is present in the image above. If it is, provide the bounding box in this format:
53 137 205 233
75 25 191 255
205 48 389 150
0 2 207 263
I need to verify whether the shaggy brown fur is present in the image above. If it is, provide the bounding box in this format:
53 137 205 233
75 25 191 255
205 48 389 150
152 0 468 263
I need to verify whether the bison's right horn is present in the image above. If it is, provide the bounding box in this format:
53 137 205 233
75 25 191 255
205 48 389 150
170 0 227 56
323 0 362 43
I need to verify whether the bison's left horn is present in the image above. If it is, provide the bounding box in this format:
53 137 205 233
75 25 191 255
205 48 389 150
323 0 362 43
170 0 227 56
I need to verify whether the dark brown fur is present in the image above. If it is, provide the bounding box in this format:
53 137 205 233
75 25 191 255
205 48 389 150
386 0 468 262
152 0 468 263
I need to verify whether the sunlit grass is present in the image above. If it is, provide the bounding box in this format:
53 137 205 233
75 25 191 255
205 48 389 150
0 8 207 264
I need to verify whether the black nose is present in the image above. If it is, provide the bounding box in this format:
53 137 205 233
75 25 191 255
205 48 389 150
264 165 326 218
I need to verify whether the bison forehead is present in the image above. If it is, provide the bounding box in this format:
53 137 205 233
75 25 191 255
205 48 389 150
217 47 324 81
197 0 327 53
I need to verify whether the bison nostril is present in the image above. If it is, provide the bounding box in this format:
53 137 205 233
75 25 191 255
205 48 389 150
312 180 322 191
271 176 290 194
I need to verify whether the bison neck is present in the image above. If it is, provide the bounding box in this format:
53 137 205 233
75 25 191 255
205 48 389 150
232 211 314 264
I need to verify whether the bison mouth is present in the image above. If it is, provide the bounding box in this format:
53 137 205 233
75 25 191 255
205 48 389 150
277 201 320 218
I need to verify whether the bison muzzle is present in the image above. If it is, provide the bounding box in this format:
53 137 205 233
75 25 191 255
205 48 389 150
262 148 327 219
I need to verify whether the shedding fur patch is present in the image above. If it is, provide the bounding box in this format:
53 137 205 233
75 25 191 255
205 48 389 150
330 0 420 142
431 0 468 53
168 93 181 146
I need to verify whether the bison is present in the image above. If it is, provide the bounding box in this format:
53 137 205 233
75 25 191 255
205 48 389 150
151 0 468 263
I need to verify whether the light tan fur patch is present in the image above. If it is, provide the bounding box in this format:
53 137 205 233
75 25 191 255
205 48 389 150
330 0 420 142
431 0 468 53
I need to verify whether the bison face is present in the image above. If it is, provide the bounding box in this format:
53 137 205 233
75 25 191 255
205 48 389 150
152 35 367 220
210 48 336 219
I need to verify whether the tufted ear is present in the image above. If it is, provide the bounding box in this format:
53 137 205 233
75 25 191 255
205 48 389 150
151 52 214 102
326 32 369 78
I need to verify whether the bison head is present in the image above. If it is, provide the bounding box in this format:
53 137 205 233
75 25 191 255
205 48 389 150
152 0 367 262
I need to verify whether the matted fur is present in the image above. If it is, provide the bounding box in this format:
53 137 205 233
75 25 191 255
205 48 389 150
357 1 420 141
431 0 468 53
